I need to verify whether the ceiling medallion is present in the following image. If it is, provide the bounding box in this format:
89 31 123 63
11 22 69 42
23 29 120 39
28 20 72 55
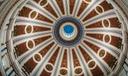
53 16 84 47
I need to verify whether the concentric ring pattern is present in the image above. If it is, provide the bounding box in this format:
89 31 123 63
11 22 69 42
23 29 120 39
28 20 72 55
11 0 124 76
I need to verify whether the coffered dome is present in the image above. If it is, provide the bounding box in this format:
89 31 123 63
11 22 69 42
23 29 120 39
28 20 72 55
0 0 128 76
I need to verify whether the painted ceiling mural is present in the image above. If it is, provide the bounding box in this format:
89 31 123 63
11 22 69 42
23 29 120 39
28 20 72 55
0 0 128 76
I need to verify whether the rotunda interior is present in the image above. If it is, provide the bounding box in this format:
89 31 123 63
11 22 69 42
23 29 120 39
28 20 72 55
0 0 128 76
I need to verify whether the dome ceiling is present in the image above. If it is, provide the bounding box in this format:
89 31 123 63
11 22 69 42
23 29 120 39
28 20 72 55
0 0 128 76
